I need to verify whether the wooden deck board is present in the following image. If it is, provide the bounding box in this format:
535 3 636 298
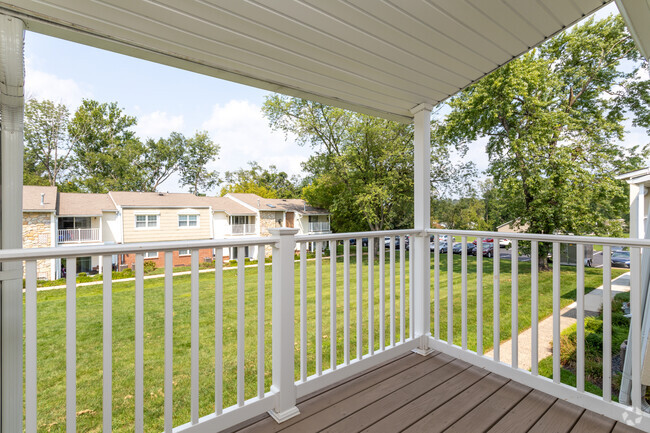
236 352 432 433
570 410 616 433
403 373 510 433
360 366 490 432
279 353 456 433
321 359 470 433
487 389 557 433
528 400 584 433
229 353 646 433
444 380 532 433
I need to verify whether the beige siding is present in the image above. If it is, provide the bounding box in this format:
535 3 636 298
122 208 211 243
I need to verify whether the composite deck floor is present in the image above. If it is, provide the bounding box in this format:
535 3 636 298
229 351 644 433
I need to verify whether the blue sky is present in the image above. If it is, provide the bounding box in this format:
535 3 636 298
24 2 647 194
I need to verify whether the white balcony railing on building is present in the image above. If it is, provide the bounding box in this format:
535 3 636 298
228 223 256 235
308 221 330 233
58 228 100 243
5 228 650 431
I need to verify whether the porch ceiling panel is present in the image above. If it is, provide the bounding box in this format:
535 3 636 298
0 0 612 122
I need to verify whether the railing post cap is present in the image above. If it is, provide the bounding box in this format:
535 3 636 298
268 228 299 236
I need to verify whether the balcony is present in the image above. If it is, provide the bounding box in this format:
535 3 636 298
6 228 649 432
308 221 331 233
229 223 256 235
57 228 100 243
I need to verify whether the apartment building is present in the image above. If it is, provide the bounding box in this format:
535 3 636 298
22 186 330 279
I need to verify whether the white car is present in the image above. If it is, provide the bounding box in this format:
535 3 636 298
499 238 511 247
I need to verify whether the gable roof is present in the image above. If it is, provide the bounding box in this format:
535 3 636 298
23 185 57 212
204 196 255 216
57 192 117 216
226 193 329 215
109 191 210 208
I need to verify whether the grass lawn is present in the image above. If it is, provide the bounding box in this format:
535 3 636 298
27 252 625 431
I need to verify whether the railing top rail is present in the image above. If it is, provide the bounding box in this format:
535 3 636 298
296 228 421 242
0 236 277 261
427 228 650 248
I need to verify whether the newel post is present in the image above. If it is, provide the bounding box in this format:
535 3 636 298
411 103 434 355
268 228 300 423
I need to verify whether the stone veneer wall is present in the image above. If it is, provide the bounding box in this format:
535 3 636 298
260 211 281 256
23 212 52 279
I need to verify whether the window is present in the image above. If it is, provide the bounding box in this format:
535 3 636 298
230 215 250 225
179 249 191 256
144 251 158 259
309 215 319 222
135 214 158 228
179 214 198 227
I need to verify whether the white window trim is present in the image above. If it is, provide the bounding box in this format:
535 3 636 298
134 214 159 230
144 251 158 259
178 249 191 256
178 213 200 229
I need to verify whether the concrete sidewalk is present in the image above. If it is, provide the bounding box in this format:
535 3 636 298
485 272 630 370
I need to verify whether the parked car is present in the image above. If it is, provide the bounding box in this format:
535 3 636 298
349 238 369 247
611 251 630 268
499 238 511 247
384 235 403 249
473 238 494 245
453 242 476 255
482 242 495 258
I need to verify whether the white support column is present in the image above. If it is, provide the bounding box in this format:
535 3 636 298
630 183 646 239
0 14 25 433
268 228 300 423
411 103 434 356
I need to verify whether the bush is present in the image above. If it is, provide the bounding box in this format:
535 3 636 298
199 260 214 269
77 272 87 277
143 260 157 273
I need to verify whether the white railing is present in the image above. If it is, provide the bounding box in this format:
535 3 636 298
6 228 650 431
228 223 256 235
58 228 100 243
425 228 650 430
308 221 330 233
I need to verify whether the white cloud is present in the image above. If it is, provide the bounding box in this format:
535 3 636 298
201 99 309 176
24 59 91 107
134 111 185 139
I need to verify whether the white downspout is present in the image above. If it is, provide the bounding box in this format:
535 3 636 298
0 15 25 433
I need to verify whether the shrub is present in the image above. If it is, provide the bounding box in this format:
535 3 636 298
143 260 157 273
77 272 87 277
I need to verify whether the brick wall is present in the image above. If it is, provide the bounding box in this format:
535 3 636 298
121 248 215 270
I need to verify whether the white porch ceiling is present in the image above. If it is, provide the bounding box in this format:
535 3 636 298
0 0 614 122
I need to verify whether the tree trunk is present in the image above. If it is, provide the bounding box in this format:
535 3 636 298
538 251 550 272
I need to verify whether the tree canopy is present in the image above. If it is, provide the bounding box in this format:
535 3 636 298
220 161 302 198
24 98 221 195
263 96 475 232
436 15 650 268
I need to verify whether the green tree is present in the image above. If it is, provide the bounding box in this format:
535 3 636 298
263 97 475 232
220 161 301 198
23 99 74 186
141 131 188 191
68 99 147 193
177 131 220 195
432 197 489 231
437 15 649 269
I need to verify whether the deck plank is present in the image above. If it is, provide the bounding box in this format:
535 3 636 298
279 353 458 433
444 380 531 433
236 352 433 433
487 390 557 433
359 366 490 432
321 359 471 433
402 373 510 433
570 410 616 433
528 400 584 433
612 422 647 432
